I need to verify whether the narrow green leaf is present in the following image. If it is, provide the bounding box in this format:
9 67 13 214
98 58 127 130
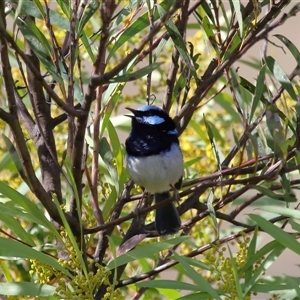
102 188 118 221
172 252 222 299
80 31 95 63
0 182 58 234
230 0 243 36
280 173 291 195
154 34 170 62
98 137 118 191
189 119 210 142
10 0 69 30
214 92 241 123
240 240 280 275
206 190 218 237
250 214 300 255
107 237 187 269
203 116 224 169
184 156 201 169
219 1 230 28
274 34 300 65
178 292 213 300
107 236 118 291
172 255 210 271
0 282 55 297
284 276 300 296
102 56 136 107
107 0 173 60
173 74 186 99
245 132 259 160
201 16 220 58
227 246 243 299
265 56 297 101
230 68 246 116
2 134 26 183
0 151 14 172
78 0 99 34
13 0 26 29
136 280 200 291
109 7 130 35
265 105 287 157
197 1 214 23
52 196 88 278
250 185 296 202
157 5 197 79
243 239 285 295
107 120 124 186
289 219 300 232
222 33 241 62
0 237 71 277
0 214 35 246
0 260 13 282
250 65 266 122
251 276 298 292
259 206 300 220
18 20 63 84
244 228 257 283
0 202 42 226
56 0 70 18
109 63 162 83
278 289 298 300
32 0 46 18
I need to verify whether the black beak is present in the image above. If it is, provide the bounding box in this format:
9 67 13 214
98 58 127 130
125 107 136 118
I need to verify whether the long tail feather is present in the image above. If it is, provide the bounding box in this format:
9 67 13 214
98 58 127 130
154 192 181 235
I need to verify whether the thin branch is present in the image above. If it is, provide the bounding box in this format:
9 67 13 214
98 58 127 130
0 3 78 231
0 29 83 117
90 1 182 87
163 0 190 113
117 216 292 288
175 2 300 135
146 0 156 104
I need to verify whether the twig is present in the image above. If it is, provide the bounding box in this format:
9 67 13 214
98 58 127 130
146 0 156 104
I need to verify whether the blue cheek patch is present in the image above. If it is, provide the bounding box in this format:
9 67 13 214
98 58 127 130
142 115 165 125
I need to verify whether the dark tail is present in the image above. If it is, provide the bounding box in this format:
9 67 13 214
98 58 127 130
154 192 181 235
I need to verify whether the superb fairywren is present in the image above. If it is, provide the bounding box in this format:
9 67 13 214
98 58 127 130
125 105 183 235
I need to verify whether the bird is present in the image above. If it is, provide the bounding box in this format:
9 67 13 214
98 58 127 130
125 104 183 235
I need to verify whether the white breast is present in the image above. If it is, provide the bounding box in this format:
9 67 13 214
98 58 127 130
126 144 183 193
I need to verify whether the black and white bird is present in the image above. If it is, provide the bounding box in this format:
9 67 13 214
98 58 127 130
125 105 183 235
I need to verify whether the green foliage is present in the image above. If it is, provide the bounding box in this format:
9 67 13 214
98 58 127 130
0 1 300 299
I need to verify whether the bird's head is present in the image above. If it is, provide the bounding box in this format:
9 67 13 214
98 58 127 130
126 105 178 135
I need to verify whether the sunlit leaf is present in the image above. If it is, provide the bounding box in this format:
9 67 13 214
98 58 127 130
0 237 71 277
109 63 162 82
250 65 266 122
0 282 55 297
0 182 59 234
250 185 296 202
242 237 285 295
172 252 222 299
250 214 300 256
157 5 197 79
136 280 200 291
78 0 99 34
265 56 297 101
107 237 187 269
230 0 243 37
274 34 300 64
